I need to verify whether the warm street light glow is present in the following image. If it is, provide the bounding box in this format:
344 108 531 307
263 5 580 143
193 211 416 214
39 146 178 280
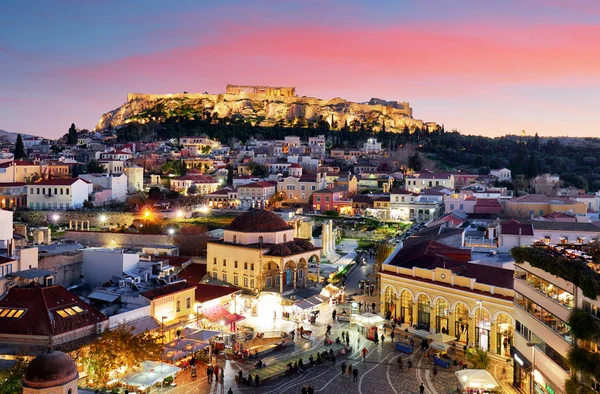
199 205 210 214
52 214 60 221
144 211 151 218
167 228 175 235
99 214 107 223
176 210 184 218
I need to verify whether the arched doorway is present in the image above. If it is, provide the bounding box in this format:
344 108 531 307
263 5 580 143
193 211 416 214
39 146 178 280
454 302 470 343
495 312 513 356
262 261 280 290
417 294 431 331
475 306 491 351
283 261 296 287
384 286 398 319
400 290 413 325
297 258 308 288
435 298 449 334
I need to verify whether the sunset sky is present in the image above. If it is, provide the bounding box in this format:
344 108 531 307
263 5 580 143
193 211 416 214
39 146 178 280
1 0 599 138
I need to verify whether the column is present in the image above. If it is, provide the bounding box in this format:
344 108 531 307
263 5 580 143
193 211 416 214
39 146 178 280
329 220 335 251
316 262 321 287
429 304 436 333
490 320 498 354
303 268 308 288
292 269 297 289
69 220 72 230
448 310 456 338
87 221 90 230
411 299 418 327
468 314 477 347
74 221 78 230
280 271 284 293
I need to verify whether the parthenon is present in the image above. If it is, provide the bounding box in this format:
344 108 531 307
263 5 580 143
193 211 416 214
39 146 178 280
225 84 296 97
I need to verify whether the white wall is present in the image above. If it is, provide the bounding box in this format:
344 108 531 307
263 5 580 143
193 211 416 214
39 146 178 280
0 210 13 247
82 249 140 287
108 305 151 329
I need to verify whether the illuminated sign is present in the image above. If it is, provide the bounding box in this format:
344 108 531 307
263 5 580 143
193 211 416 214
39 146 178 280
514 354 524 366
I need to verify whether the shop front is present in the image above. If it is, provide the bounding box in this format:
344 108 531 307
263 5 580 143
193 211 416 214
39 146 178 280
512 347 532 394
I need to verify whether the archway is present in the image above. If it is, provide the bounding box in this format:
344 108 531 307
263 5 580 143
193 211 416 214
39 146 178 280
454 302 470 343
262 261 280 290
417 294 431 331
297 258 308 288
384 285 398 319
435 297 450 334
495 312 513 356
475 306 491 351
308 254 321 285
283 260 296 287
400 290 413 325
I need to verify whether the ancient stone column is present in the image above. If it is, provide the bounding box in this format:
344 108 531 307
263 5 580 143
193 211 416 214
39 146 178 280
292 269 297 289
280 271 284 293
69 220 72 230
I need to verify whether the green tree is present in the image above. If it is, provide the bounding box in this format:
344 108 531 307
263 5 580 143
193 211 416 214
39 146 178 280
80 325 163 389
86 160 107 174
408 152 423 171
0 358 27 394
466 348 490 369
375 242 396 267
526 151 538 179
249 163 269 177
67 123 78 145
14 134 26 159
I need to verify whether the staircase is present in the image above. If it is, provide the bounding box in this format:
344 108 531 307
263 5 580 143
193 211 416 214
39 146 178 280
325 250 342 263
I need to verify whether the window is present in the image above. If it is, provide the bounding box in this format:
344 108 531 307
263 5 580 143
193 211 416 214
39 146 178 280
212 271 217 279
311 185 316 190
301 185 305 190
283 234 287 242
66 189 69 195
0 308 26 318
36 188 40 195
176 300 181 312
186 297 191 309
55 306 84 318
234 276 239 285
266 277 272 288
316 196 321 202
234 261 238 268
244 262 248 270
250 279 254 288
450 204 454 210
244 277 248 287
251 263 255 271
515 292 572 343
258 236 263 244
233 235 237 243
325 196 330 202
60 188 64 195
223 259 226 267
222 273 227 283
30 188 33 195
213 258 217 265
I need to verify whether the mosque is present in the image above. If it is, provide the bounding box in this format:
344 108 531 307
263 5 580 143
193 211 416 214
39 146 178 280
22 350 79 394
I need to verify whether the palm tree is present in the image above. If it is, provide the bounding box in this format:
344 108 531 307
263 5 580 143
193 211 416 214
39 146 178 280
467 348 490 369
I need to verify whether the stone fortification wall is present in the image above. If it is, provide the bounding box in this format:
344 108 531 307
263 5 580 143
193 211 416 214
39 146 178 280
64 230 173 247
15 210 137 228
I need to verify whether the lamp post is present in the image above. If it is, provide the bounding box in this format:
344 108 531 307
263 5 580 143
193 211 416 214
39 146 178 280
527 342 536 394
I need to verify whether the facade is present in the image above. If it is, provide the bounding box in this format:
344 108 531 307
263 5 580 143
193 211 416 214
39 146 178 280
179 136 221 156
79 173 128 203
181 157 214 173
123 163 144 192
404 171 455 193
311 187 352 213
237 181 277 209
140 281 197 325
362 138 383 153
225 84 296 97
505 195 587 218
380 240 514 356
22 351 79 394
169 172 220 196
277 169 327 205
206 210 320 292
98 159 124 174
204 187 239 209
389 188 442 222
0 182 27 208
490 168 512 182
99 149 133 161
27 178 92 210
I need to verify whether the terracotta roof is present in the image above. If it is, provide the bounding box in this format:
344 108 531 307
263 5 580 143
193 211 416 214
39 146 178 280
390 188 417 195
510 194 580 204
475 199 501 206
227 209 292 233
24 351 78 389
0 285 107 336
240 181 277 189
500 220 534 236
140 282 197 300
177 263 208 283
175 174 217 183
0 162 14 168
195 284 241 303
289 163 302 168
266 240 317 257
31 178 90 186
0 182 26 187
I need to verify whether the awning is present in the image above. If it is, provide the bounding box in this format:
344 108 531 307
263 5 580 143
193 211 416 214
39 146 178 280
430 341 451 352
184 330 221 342
200 305 232 323
455 369 499 390
226 313 246 324
8 268 54 279
117 316 160 335
124 361 181 387
408 327 432 338
294 295 326 310
88 291 120 303
320 284 340 299
427 332 456 343
352 312 385 327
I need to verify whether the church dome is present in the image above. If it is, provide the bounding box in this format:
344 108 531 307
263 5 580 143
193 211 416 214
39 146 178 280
227 209 292 233
23 350 79 389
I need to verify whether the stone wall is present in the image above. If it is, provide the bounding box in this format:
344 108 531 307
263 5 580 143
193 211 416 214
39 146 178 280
15 210 137 228
64 230 173 247
38 253 83 287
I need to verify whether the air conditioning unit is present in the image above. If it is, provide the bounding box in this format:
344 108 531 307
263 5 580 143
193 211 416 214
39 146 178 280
96 323 105 334
118 280 126 288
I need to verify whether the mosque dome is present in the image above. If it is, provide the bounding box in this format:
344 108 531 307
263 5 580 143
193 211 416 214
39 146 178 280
227 209 292 233
23 350 78 389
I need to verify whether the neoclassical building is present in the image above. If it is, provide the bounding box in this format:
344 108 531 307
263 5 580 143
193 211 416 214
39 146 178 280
380 239 515 356
207 209 321 293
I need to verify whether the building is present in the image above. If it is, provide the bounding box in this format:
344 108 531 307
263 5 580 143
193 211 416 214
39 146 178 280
0 285 107 346
179 136 221 156
22 351 79 394
123 162 144 192
140 281 197 328
97 159 124 174
237 181 277 209
490 168 512 182
505 194 587 218
277 167 326 206
82 248 140 287
404 171 455 193
206 209 321 292
79 173 128 203
380 239 514 356
311 187 352 214
0 182 27 208
389 188 443 222
169 171 220 196
99 149 133 161
362 138 383 153
181 157 214 173
204 187 239 209
225 84 296 97
511 245 584 394
27 178 92 210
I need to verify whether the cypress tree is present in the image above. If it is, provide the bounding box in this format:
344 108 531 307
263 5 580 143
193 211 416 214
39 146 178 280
14 134 26 159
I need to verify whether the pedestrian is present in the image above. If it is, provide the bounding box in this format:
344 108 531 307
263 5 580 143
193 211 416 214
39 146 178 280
397 357 403 370
353 368 359 382
408 360 412 369
372 302 376 312
255 374 260 387
302 387 308 394
221 370 224 383
341 361 347 375
433 365 438 380
419 383 425 394
361 347 368 361
359 301 362 312
381 334 385 344
207 366 213 383
247 374 252 386
331 354 336 364
214 365 219 382
391 331 395 343
327 324 332 335
346 336 350 347
237 370 243 382
308 386 314 394
374 335 379 346
332 309 337 321
228 388 233 394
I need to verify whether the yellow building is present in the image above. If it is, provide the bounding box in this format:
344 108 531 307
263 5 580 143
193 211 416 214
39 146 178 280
505 194 587 217
380 239 515 356
206 209 321 293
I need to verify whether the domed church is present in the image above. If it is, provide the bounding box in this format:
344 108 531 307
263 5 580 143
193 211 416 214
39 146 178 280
207 209 321 293
22 350 79 393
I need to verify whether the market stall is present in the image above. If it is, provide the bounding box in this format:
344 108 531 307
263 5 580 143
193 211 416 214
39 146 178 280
124 361 181 390
455 369 500 393
352 312 385 340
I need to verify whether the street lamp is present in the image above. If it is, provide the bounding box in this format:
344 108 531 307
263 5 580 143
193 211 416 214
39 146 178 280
527 342 536 394
99 214 107 224
176 210 184 218
51 213 60 222
167 228 175 236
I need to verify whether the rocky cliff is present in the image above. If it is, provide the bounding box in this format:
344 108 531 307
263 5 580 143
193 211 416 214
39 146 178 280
96 91 430 132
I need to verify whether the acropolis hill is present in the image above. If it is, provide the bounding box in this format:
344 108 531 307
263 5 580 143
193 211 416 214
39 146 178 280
96 85 430 132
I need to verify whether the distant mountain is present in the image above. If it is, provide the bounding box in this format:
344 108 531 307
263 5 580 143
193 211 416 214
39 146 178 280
0 129 40 143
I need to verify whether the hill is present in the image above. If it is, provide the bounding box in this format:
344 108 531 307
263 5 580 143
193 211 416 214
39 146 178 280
0 129 39 143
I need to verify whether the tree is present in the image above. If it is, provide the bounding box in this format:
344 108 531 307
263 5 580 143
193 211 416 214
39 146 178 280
249 163 269 178
14 134 26 159
80 325 163 389
375 241 396 268
526 151 538 179
408 152 423 171
0 358 27 394
86 160 107 174
187 185 198 196
67 123 78 145
466 348 490 369
148 186 164 200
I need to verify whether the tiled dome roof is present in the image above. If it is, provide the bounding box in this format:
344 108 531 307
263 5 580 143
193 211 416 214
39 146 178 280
227 209 292 233
269 240 317 256
295 239 316 251
23 351 78 389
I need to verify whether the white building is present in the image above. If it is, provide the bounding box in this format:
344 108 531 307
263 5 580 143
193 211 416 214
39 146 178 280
98 159 124 174
362 138 383 153
124 163 144 192
99 149 133 161
79 173 128 203
404 171 455 193
22 137 43 148
238 181 277 209
490 168 512 182
179 136 221 155
27 178 92 210
82 248 140 287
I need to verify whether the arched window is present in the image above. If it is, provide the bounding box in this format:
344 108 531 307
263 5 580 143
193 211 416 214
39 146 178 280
233 235 237 243
283 234 287 242
258 236 264 244
244 262 248 270
251 263 255 270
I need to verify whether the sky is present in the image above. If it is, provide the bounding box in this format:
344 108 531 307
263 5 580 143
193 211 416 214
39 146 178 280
1 0 600 139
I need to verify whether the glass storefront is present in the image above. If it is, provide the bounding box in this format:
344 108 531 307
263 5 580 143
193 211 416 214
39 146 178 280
417 294 431 331
384 286 398 318
454 302 469 343
475 307 491 351
514 266 574 310
515 292 572 343
400 290 412 325
435 299 449 334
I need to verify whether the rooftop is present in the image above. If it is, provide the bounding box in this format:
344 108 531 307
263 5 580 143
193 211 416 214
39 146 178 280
140 281 197 300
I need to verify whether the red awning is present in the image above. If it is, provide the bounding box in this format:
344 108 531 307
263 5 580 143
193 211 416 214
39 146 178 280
200 305 232 323
226 313 246 324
